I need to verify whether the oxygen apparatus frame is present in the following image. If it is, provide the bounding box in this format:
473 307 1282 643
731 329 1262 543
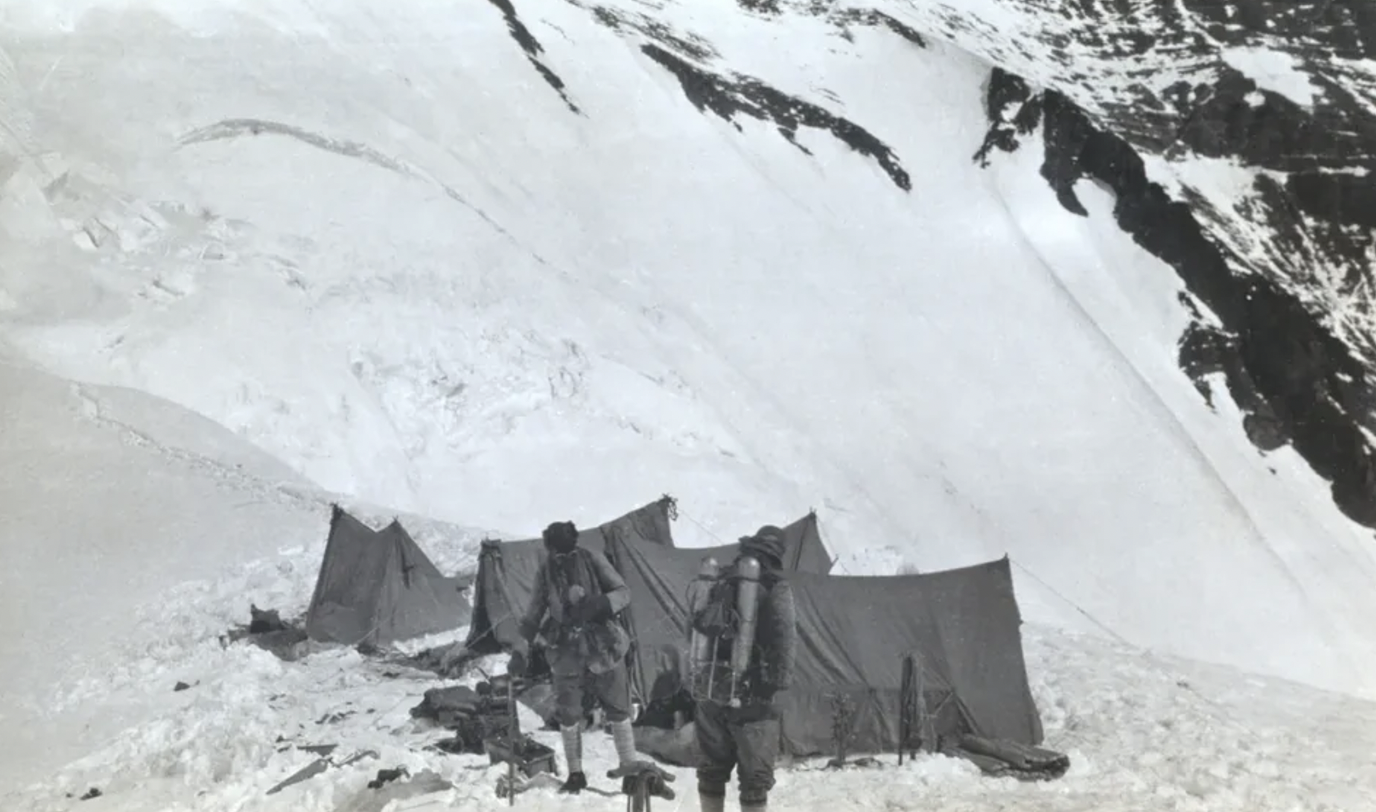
686 554 763 707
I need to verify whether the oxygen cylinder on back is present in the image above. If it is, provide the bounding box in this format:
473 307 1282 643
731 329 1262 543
728 555 762 706
686 556 721 683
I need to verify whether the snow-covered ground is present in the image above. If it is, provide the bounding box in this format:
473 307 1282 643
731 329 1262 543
10 602 1376 812
0 358 488 790
3 0 1376 807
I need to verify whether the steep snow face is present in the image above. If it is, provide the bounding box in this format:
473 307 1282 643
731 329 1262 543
853 0 1376 529
3 0 1376 704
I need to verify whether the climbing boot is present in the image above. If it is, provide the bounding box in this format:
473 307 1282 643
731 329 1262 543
558 771 587 794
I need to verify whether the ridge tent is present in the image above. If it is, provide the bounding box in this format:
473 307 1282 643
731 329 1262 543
462 498 831 656
605 533 1046 760
304 504 471 647
644 509 832 575
602 510 827 708
775 510 833 575
462 496 677 655
596 493 679 552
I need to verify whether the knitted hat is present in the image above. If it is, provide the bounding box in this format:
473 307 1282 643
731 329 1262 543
542 520 579 554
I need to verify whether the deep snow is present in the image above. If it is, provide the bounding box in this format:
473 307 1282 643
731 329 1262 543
2 0 1376 808
14 586 1376 812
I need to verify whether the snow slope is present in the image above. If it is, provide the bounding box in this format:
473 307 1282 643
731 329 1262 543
0 358 486 790
2 0 1376 804
0 358 314 788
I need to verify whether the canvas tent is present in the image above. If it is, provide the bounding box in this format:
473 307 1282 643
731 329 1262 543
606 532 1046 760
768 510 833 575
463 496 678 655
594 494 679 552
463 497 833 655
305 504 472 647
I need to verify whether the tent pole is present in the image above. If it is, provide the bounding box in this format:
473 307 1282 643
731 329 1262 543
898 653 913 766
898 654 904 766
507 676 516 807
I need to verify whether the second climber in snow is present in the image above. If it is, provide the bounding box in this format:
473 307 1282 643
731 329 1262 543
509 520 638 793
689 525 798 812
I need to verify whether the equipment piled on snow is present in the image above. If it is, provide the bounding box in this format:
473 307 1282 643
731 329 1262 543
412 678 517 755
219 604 312 661
488 665 563 803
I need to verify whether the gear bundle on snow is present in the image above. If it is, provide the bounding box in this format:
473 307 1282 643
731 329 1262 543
412 681 515 754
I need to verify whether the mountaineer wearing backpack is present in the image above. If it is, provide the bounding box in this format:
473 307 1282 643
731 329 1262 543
692 525 798 812
509 520 638 793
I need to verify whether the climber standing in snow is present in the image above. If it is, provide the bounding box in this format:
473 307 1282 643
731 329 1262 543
692 525 798 812
508 520 638 793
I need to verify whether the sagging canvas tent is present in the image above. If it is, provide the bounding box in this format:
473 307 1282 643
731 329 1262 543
606 532 1046 761
463 498 833 656
305 504 472 647
462 496 677 655
594 494 678 552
